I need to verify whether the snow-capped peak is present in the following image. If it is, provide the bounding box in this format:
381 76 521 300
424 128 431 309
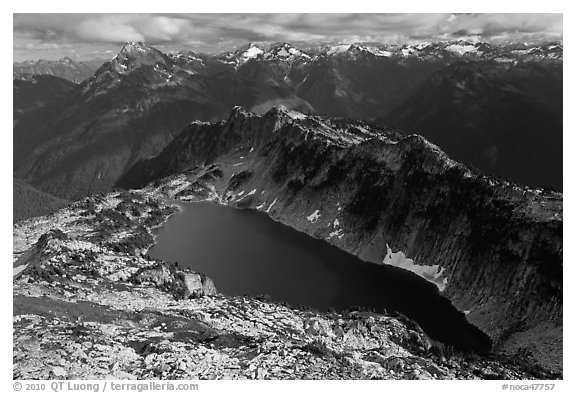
269 104 308 120
234 43 264 62
120 41 155 54
326 44 352 55
348 44 392 57
261 43 311 62
82 42 176 94
244 45 264 59
445 42 478 55
107 42 170 73
324 43 392 59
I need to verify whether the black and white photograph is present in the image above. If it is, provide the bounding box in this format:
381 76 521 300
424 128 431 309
11 6 565 385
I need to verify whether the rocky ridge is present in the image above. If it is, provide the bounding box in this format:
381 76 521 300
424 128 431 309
118 106 562 374
13 190 557 379
213 40 563 65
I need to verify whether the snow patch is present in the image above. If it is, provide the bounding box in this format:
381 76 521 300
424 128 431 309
306 210 321 223
235 189 256 202
401 48 417 57
256 201 266 210
374 49 392 57
382 244 448 291
328 228 343 239
242 46 264 59
265 198 278 213
362 46 392 57
446 44 478 55
327 44 352 55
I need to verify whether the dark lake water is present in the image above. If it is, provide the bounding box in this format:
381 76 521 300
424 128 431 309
148 201 491 353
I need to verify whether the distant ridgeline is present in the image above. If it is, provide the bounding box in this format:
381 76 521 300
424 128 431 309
13 40 562 202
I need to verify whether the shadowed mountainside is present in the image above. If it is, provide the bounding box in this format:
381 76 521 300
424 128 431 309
13 178 69 222
379 61 563 190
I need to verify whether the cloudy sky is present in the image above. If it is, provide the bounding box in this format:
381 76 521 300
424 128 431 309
13 13 563 61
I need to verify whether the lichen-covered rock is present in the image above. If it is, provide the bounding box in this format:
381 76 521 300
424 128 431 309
182 273 217 298
13 142 562 379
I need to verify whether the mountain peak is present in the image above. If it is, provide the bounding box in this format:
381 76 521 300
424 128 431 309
326 44 353 55
234 43 264 62
108 42 171 72
83 42 174 93
226 106 252 123
120 41 155 54
262 42 311 61
266 105 308 120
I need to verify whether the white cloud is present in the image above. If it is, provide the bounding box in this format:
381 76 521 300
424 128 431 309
76 16 145 43
13 13 563 61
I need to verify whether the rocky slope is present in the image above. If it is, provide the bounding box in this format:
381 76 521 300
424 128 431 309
118 106 562 374
13 189 558 379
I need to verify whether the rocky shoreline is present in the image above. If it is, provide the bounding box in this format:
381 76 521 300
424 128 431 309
13 189 560 379
116 107 561 375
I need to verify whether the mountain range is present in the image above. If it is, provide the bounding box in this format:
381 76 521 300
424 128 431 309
12 39 564 378
13 57 105 83
14 40 562 199
380 60 563 190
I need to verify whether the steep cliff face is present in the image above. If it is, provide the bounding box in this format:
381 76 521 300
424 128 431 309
118 107 562 371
